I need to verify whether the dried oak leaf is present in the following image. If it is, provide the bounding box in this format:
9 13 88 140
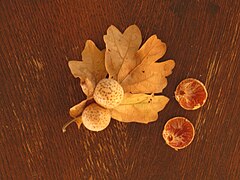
75 116 83 129
104 25 175 94
68 40 107 97
69 97 94 118
104 25 142 81
64 25 175 130
111 93 169 124
69 99 88 118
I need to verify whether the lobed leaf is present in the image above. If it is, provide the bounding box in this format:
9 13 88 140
121 35 175 93
104 25 175 94
68 40 107 97
111 93 169 124
104 25 142 81
121 60 175 93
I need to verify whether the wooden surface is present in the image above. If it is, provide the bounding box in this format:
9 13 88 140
1 0 240 179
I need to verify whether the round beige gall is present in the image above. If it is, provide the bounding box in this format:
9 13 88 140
82 103 111 132
94 79 124 109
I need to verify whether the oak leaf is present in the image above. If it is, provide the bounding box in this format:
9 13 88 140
68 40 107 97
69 97 94 118
121 60 175 93
111 93 169 124
75 116 83 129
104 25 142 82
104 26 175 94
64 25 176 132
69 99 88 118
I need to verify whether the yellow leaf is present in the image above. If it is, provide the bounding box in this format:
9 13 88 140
135 35 167 65
69 99 88 118
69 97 93 118
121 60 175 93
104 25 175 94
75 116 83 129
121 35 175 93
104 25 142 81
111 93 169 124
68 40 107 97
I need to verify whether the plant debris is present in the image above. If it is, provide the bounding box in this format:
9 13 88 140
63 25 175 132
68 40 107 97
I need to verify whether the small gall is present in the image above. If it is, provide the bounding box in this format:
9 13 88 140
94 79 124 109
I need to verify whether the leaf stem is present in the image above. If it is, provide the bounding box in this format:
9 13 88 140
62 119 77 133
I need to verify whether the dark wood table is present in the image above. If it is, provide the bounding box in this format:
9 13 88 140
1 0 240 179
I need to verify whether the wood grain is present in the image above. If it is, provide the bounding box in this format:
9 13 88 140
0 0 240 179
